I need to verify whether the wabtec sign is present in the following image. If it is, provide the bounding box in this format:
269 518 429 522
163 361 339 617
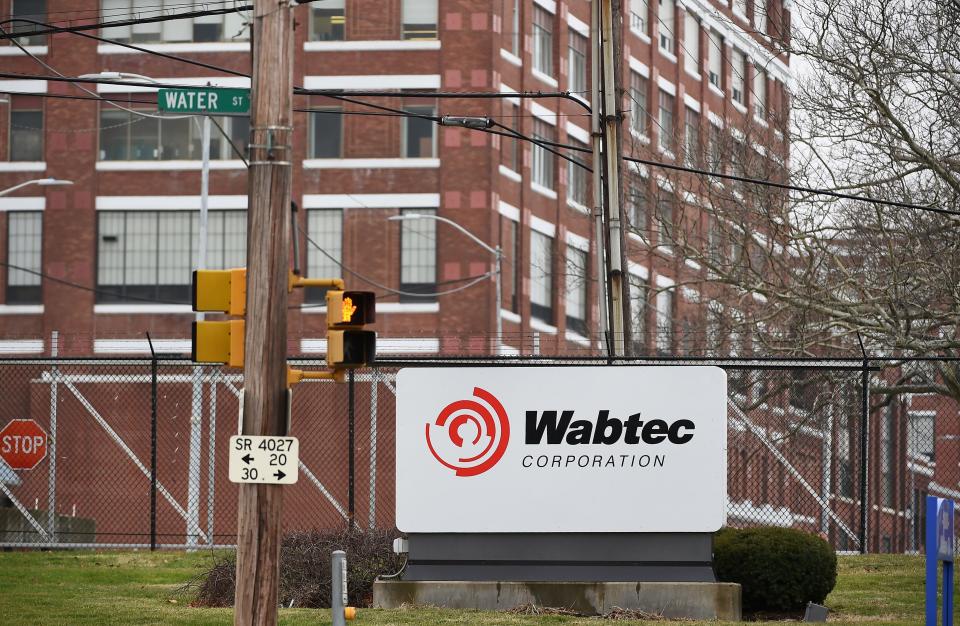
397 367 727 533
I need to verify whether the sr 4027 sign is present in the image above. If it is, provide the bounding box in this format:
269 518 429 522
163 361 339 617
228 435 299 485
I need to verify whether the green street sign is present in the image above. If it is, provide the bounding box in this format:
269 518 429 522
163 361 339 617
158 87 250 115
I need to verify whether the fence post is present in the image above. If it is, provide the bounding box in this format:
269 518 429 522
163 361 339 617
46 330 58 545
147 333 158 551
858 342 869 554
348 369 355 530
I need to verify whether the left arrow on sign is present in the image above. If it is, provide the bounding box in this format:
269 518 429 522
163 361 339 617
242 454 254 464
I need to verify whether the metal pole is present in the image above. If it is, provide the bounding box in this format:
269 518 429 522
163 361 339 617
148 333 158 552
494 246 502 355
187 114 211 550
600 0 625 356
368 369 378 529
859 358 869 553
821 395 834 536
348 370 355 530
46 330 58 544
207 370 218 546
331 550 348 626
590 0 609 356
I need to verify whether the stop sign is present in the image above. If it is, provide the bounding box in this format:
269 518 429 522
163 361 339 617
0 419 48 470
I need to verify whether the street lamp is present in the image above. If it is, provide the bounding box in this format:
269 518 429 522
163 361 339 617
0 178 73 197
388 213 504 355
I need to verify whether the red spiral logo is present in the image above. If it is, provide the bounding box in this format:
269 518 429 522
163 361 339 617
425 387 510 477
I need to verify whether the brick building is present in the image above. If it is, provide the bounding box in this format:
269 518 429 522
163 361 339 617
0 0 793 359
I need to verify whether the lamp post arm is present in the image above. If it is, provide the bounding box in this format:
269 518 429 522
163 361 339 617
416 214 498 257
0 180 41 197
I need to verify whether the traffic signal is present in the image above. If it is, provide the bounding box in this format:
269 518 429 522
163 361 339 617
191 268 246 367
326 290 376 370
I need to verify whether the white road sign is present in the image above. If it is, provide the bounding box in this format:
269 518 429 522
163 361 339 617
228 435 299 485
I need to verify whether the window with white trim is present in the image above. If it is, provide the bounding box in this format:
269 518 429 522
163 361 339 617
6 212 42 304
532 118 556 190
533 5 554 77
684 106 700 166
565 244 588 335
683 12 700 75
707 30 723 89
629 72 649 136
733 0 748 16
500 214 521 313
908 412 934 461
754 0 768 33
501 100 521 172
101 0 249 43
626 179 649 234
656 193 675 245
567 138 590 207
753 65 767 119
731 49 746 105
310 0 345 41
401 105 436 158
507 0 520 54
99 100 250 161
402 0 438 40
658 0 675 54
309 107 342 158
568 31 588 94
11 0 46 45
96 210 246 303
530 229 554 324
655 288 674 355
629 273 648 354
9 96 43 162
630 0 648 35
658 89 675 153
304 209 342 303
398 208 437 302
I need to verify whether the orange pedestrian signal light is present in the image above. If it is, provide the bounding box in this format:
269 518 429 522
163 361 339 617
326 290 375 328
342 297 357 323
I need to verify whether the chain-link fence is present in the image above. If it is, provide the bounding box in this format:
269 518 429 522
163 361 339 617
0 356 953 554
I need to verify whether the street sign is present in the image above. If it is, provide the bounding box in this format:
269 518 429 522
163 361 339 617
927 496 956 626
228 435 299 485
0 419 48 470
158 87 250 115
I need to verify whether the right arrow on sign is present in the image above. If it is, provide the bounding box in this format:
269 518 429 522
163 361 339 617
274 470 286 481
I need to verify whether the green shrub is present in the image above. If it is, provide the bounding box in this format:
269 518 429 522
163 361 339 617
714 526 837 612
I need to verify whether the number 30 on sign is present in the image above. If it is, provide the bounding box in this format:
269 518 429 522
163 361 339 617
228 435 299 485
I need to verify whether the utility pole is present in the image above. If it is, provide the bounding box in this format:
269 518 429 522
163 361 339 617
234 0 294 623
599 0 627 356
590 0 610 356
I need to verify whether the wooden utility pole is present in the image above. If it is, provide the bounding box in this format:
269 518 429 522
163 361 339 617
234 0 294 624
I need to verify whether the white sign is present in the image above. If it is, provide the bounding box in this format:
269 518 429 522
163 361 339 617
396 367 727 533
228 435 299 485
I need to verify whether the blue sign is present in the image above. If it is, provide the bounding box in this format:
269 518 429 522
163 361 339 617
927 496 955 626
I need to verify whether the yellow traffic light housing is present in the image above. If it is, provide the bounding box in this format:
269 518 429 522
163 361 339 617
326 290 376 370
191 268 247 368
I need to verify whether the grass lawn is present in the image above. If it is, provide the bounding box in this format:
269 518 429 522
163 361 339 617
0 550 949 625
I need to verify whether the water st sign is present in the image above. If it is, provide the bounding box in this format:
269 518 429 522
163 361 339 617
158 87 249 115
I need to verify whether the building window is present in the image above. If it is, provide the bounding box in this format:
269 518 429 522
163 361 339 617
568 31 588 94
99 104 249 161
565 245 588 336
530 229 553 324
658 89 675 153
96 210 246 303
630 0 648 35
733 0 748 16
707 216 723 265
708 123 723 175
655 288 673 355
658 0 675 55
881 405 895 508
656 193 675 246
731 49 746 105
11 0 46 45
101 0 249 43
754 0 768 33
401 105 436 158
629 72 649 136
507 0 520 55
501 100 520 172
626 179 648 234
708 30 723 89
629 274 648 354
501 215 520 313
532 5 554 77
402 0 438 40
908 412 934 461
310 0 345 41
309 108 342 158
399 208 436 301
9 97 43 161
683 12 700 75
567 139 590 207
304 209 342 303
753 65 767 120
684 107 700 166
532 119 556 190
6 212 42 304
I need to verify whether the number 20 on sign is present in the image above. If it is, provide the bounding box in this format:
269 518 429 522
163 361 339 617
228 435 299 485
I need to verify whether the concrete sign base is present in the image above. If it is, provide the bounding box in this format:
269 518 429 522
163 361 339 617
373 580 741 620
